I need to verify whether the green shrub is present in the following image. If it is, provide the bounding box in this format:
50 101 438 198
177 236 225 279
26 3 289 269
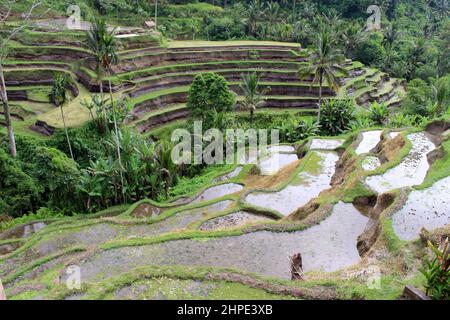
0 148 40 217
369 101 389 125
420 240 450 300
33 146 82 212
402 78 434 117
388 112 428 128
187 72 235 129
319 99 356 136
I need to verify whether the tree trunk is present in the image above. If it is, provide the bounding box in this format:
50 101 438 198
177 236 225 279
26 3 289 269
109 78 125 203
0 63 16 157
98 67 108 132
60 105 74 160
317 72 323 123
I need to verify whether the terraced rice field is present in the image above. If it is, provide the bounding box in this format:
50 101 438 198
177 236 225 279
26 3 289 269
1 29 405 136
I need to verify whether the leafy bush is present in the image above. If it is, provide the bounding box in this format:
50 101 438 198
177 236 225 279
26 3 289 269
0 148 40 217
389 112 428 128
277 117 319 143
319 99 356 136
187 72 235 129
369 102 389 125
420 239 450 300
33 146 82 212
355 32 385 66
402 78 434 116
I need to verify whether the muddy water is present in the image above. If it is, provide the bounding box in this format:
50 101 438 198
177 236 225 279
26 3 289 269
0 222 48 240
356 131 382 155
199 211 275 231
79 202 368 281
389 132 402 139
310 139 345 150
258 153 299 176
267 145 295 153
245 151 339 216
192 183 243 204
212 166 243 183
362 156 381 171
392 177 450 240
37 223 120 257
365 132 436 193
125 201 233 237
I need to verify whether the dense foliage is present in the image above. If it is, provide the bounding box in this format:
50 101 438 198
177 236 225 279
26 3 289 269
187 72 235 128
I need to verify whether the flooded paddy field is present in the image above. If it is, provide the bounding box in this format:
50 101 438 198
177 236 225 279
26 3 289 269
77 202 368 281
392 177 450 240
365 132 436 193
245 151 339 216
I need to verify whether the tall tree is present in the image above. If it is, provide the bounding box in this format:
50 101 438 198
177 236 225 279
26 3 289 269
86 18 109 129
239 72 270 123
89 18 125 202
246 0 266 36
0 1 42 157
49 74 74 160
298 30 348 122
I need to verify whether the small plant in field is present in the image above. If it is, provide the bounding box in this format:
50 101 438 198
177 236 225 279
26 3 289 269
369 101 389 125
296 118 320 140
389 112 428 128
319 99 356 136
419 239 450 300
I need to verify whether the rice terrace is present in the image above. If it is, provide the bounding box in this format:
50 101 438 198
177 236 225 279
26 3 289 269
0 0 449 302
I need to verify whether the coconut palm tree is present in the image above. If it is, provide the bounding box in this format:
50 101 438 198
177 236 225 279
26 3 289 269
431 77 450 116
86 18 111 129
49 74 74 160
298 30 348 122
94 21 126 203
340 23 366 58
239 72 270 123
246 0 266 36
266 1 281 24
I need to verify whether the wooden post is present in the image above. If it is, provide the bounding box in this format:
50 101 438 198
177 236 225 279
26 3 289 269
290 253 304 280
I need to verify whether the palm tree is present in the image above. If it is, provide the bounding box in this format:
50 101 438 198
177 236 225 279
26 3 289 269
88 19 125 201
86 18 110 128
431 77 450 115
405 38 427 80
240 72 270 123
298 30 348 122
246 0 266 36
340 23 366 58
382 23 400 50
266 1 281 24
49 74 74 160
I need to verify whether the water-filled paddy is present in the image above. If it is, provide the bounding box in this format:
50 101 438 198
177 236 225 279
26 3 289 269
245 151 339 216
392 177 450 240
78 202 368 281
355 130 382 155
365 132 435 193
